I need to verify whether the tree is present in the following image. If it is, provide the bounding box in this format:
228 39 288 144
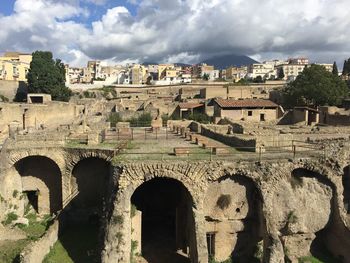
27 51 72 101
332 61 339 76
283 64 348 107
253 75 264 83
278 67 285 80
202 73 210 81
342 59 350 76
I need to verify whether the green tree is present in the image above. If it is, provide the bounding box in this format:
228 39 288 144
283 64 348 107
278 67 285 80
332 61 339 76
202 73 210 81
342 59 350 76
253 75 264 83
27 51 72 101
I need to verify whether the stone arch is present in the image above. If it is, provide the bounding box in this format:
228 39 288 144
7 148 66 175
104 162 214 263
68 155 113 216
118 163 212 207
130 177 197 263
204 173 265 262
276 167 350 262
62 149 114 206
14 155 63 214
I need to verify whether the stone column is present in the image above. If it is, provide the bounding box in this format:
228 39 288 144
193 208 208 263
102 188 132 263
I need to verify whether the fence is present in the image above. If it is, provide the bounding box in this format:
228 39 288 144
114 141 325 162
103 127 172 141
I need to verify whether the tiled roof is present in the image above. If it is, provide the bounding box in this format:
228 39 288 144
178 103 204 109
214 99 278 108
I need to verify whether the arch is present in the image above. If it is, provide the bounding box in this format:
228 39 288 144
204 174 265 262
70 157 112 215
342 165 350 214
130 177 197 263
7 149 66 174
14 155 63 214
284 167 349 262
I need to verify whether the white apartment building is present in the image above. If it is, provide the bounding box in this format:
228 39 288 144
315 63 333 73
247 63 276 79
276 64 307 81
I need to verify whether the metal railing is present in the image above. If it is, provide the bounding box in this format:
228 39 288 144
115 142 325 162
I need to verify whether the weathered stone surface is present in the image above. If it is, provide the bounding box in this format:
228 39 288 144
1 141 350 263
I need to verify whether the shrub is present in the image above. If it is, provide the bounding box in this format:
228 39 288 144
129 112 152 127
101 86 117 98
130 204 137 218
2 212 18 225
287 211 298 224
108 112 123 127
188 113 211 124
0 94 9 102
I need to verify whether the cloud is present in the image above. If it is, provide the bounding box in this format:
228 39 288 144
83 0 107 5
1 0 350 66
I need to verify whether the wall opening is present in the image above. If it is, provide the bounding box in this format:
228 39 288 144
342 166 350 213
291 168 346 262
206 232 216 258
15 156 62 214
71 157 112 218
131 178 195 263
23 190 39 213
204 175 264 262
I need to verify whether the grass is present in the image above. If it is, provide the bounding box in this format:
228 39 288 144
0 239 31 263
0 213 54 262
43 223 99 263
65 140 120 150
298 256 324 263
18 213 53 241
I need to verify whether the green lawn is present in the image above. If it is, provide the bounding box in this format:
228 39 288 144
44 223 99 263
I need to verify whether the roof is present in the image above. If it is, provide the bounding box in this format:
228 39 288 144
294 106 319 113
214 99 278 109
178 103 204 109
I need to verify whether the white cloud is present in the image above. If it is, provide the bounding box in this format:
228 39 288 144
1 0 350 67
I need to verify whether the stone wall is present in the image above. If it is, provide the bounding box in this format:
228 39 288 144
20 219 60 263
1 141 350 263
201 124 257 150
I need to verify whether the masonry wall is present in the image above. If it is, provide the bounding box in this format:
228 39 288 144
0 102 80 141
20 220 58 263
219 108 278 122
201 125 257 149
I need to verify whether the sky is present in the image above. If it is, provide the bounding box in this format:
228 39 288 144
0 0 350 67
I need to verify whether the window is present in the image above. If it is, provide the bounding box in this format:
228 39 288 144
248 111 253 116
260 113 265 121
206 232 216 258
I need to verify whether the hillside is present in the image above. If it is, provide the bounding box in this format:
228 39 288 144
201 54 259 69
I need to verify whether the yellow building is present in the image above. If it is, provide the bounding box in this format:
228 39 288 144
158 64 174 80
0 52 32 81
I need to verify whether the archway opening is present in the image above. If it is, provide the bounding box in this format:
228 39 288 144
23 190 39 213
204 175 264 262
49 157 112 263
71 157 112 217
291 168 345 262
15 156 62 214
131 177 195 263
342 166 350 214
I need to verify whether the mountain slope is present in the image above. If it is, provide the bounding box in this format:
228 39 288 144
201 54 259 69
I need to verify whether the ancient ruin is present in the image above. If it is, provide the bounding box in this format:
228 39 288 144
1 84 350 263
